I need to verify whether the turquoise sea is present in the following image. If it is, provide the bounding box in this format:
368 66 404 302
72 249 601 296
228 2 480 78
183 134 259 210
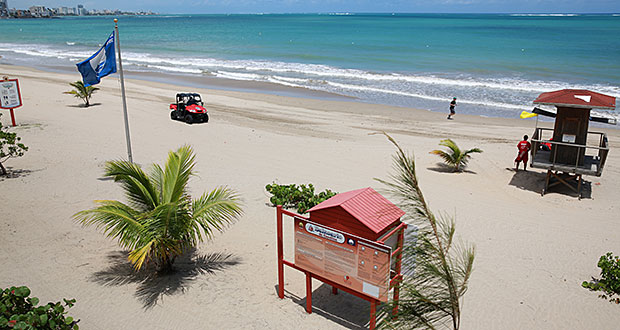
0 13 619 119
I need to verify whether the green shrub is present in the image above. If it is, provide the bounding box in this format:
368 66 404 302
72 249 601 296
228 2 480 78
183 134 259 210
0 113 28 176
0 286 79 329
265 182 337 214
582 252 620 304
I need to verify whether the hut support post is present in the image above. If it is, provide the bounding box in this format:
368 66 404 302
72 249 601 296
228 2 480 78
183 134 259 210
543 171 583 199
277 205 284 299
543 170 551 196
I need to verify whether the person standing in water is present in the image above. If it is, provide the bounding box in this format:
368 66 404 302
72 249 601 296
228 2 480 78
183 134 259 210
447 97 457 119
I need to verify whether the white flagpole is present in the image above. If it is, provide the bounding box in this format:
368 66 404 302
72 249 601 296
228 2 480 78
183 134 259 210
114 18 133 163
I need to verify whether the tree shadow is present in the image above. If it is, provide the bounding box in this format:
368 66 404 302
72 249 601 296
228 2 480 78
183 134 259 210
275 284 369 329
67 103 102 108
507 169 592 199
427 163 476 174
90 250 241 309
0 167 34 180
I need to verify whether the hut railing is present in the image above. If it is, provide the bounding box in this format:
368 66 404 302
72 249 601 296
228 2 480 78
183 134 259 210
531 127 609 176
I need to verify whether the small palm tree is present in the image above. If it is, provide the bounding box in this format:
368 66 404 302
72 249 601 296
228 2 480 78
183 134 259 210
64 81 99 107
430 139 482 172
74 145 243 272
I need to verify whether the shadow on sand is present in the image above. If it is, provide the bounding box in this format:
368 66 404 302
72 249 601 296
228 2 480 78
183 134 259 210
507 168 592 199
91 250 241 309
275 284 370 329
427 163 477 174
67 103 102 108
0 167 34 180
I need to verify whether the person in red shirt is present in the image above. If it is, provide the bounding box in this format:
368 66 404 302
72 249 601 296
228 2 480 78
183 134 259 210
515 135 531 171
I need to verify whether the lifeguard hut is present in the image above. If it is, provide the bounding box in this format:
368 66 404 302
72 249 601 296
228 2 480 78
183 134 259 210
276 187 407 329
529 89 616 198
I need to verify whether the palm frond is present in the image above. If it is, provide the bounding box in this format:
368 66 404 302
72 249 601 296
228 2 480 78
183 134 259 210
430 150 456 166
148 163 165 199
128 239 155 271
191 187 243 242
375 133 475 330
104 160 159 212
73 200 144 250
161 145 195 204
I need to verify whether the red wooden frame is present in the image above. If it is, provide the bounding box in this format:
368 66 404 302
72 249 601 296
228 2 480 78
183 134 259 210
276 205 407 330
1 78 22 127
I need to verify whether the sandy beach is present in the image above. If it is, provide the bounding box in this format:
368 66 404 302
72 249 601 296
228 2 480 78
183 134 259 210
1 64 620 329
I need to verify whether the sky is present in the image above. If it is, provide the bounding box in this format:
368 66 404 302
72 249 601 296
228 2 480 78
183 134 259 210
7 0 620 14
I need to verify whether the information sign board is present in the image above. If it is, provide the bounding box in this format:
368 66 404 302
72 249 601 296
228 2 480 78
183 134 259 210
294 218 391 302
0 79 22 109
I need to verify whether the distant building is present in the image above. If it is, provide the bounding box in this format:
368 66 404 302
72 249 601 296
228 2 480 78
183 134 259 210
77 4 86 16
29 5 51 17
0 0 8 17
5 3 155 18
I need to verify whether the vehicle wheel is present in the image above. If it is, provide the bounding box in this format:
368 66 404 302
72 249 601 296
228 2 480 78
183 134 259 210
184 114 193 124
204 115 209 123
170 111 176 120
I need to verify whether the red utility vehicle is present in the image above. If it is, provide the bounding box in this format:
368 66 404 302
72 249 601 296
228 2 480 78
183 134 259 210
169 93 209 124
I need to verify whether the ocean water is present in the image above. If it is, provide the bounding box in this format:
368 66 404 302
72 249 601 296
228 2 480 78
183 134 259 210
0 13 619 120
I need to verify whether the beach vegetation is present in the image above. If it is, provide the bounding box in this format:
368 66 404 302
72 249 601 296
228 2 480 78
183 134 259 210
0 113 28 176
74 145 243 272
265 182 337 213
582 252 620 304
64 81 99 107
430 139 482 172
1 285 79 329
376 132 475 330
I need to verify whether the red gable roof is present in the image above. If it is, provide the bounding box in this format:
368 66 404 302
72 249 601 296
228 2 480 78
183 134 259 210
533 89 616 110
308 187 405 234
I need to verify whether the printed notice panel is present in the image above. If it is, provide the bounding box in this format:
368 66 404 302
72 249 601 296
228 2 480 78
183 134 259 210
0 79 22 109
294 218 391 302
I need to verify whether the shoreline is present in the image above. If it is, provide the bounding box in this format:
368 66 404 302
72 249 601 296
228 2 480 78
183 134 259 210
3 63 619 139
6 62 595 127
28 63 620 129
37 63 355 103
2 64 620 330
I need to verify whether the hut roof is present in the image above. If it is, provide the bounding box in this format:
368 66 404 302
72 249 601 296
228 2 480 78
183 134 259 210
533 89 616 110
308 187 405 234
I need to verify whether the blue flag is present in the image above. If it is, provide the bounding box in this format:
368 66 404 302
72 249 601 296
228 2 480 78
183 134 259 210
76 32 116 86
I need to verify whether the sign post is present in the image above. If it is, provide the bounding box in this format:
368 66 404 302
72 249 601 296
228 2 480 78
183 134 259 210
0 77 23 127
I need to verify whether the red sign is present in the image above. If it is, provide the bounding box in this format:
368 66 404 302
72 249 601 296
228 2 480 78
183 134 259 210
0 79 22 109
294 218 391 302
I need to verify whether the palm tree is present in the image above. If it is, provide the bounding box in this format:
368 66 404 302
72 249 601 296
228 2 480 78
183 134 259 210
430 139 482 172
74 145 243 272
376 133 475 330
64 81 99 107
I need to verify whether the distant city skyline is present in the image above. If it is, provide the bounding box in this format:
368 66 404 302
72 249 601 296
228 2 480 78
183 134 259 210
6 0 620 14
